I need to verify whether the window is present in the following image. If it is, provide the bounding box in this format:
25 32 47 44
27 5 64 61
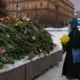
40 2 43 8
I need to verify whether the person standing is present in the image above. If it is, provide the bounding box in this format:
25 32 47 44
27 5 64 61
62 17 80 80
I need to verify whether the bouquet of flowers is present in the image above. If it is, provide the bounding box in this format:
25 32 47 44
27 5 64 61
60 34 70 53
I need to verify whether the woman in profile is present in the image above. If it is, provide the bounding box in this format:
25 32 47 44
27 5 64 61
62 17 80 80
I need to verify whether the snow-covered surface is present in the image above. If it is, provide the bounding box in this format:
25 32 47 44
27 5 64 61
45 27 68 31
32 47 61 61
0 47 61 73
45 26 80 32
0 56 30 73
35 54 66 80
0 49 61 73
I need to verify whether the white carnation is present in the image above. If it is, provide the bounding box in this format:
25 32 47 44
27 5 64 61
26 18 30 21
32 36 36 40
7 34 10 37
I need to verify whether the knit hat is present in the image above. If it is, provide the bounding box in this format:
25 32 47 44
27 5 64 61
68 17 78 27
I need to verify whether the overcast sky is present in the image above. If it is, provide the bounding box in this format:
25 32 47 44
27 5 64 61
70 0 80 11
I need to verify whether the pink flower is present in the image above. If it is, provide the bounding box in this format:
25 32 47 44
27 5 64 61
0 46 6 54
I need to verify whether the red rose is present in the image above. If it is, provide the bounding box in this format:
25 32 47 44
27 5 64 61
38 25 41 29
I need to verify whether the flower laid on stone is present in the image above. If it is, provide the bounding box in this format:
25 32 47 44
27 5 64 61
53 43 58 48
0 15 54 68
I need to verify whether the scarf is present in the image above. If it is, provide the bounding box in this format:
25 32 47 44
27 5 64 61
68 29 72 35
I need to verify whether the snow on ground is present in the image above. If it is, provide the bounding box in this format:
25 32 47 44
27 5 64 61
35 54 66 80
34 27 68 80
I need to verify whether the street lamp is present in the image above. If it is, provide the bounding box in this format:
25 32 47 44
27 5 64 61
58 13 60 28
16 0 20 18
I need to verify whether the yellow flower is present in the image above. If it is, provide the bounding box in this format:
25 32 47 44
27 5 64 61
60 34 70 43
13 16 16 19
16 21 23 26
23 17 26 20
6 16 10 20
16 23 18 26
19 21 23 24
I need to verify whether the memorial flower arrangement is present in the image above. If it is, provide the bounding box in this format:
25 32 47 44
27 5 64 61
0 15 54 68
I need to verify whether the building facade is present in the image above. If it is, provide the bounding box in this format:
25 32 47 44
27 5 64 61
5 0 74 27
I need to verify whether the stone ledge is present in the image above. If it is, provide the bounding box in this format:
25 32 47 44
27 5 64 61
0 50 62 80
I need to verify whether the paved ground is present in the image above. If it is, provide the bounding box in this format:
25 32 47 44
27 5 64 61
34 54 66 80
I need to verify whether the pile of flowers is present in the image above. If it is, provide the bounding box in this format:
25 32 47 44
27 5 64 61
60 34 70 52
0 15 54 68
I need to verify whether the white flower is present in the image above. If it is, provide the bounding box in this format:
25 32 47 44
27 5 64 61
16 23 18 26
31 21 33 23
7 34 10 37
32 36 36 40
2 49 6 53
24 30 27 34
40 49 42 52
23 17 26 20
26 18 30 21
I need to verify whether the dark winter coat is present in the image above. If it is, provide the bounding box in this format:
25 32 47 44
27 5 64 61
62 28 80 79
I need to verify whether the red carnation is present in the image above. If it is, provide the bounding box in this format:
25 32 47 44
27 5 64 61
7 60 11 64
36 38 40 42
8 15 13 20
38 25 41 29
